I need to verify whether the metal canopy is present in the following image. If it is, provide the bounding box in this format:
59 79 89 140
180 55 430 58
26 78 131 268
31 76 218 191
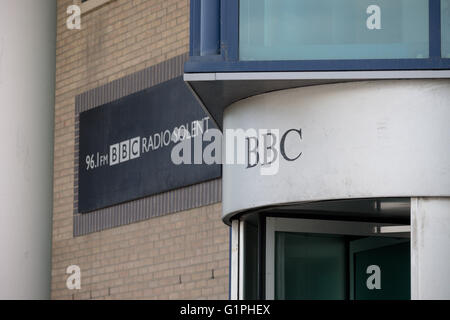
184 70 450 129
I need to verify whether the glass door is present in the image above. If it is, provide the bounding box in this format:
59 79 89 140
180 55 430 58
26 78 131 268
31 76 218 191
275 232 347 299
350 237 410 299
266 217 410 300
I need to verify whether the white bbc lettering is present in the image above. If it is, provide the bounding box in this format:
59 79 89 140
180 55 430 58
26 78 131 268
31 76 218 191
110 143 120 166
366 265 381 290
366 5 381 30
110 137 141 166
130 137 141 160
119 140 130 163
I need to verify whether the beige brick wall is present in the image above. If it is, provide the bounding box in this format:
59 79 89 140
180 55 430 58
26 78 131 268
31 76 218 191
52 0 229 299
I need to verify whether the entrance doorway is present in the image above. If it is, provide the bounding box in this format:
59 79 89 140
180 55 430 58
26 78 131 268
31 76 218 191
230 199 412 300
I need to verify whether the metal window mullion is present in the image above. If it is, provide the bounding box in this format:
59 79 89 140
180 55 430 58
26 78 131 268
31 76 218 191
429 0 442 58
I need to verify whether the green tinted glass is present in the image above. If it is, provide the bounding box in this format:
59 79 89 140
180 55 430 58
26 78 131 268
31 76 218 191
240 0 429 60
352 241 410 300
275 232 346 300
443 0 450 58
244 223 258 299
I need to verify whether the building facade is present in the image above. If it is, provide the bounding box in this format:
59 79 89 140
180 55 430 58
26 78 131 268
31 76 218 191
51 0 229 300
0 0 449 300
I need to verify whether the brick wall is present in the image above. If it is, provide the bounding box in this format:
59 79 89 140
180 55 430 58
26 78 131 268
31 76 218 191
52 0 229 299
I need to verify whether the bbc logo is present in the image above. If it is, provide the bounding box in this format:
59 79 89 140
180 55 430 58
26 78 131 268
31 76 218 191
110 137 140 166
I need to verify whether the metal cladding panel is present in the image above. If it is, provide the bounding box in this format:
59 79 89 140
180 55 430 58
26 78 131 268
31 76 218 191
222 79 450 223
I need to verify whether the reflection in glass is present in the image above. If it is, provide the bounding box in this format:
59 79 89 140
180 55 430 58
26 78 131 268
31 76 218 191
275 232 346 300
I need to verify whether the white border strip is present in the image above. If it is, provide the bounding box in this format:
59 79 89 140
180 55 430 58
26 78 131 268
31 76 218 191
238 220 245 300
184 73 216 81
230 220 239 300
184 70 450 82
377 225 411 234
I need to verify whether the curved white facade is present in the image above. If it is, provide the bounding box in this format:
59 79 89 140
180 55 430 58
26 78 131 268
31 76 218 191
0 0 56 299
222 80 450 221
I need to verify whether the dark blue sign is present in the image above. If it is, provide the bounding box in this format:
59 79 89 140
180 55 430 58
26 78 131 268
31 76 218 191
78 77 221 213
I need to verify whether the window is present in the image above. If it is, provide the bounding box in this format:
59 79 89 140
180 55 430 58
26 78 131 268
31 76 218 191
443 0 450 58
275 232 347 300
267 217 411 300
186 0 450 72
240 0 429 61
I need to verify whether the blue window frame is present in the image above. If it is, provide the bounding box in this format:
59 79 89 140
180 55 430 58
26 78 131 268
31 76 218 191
186 0 450 72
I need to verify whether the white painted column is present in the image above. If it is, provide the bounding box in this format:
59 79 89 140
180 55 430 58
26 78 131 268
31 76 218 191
238 220 245 300
0 0 56 299
230 219 246 300
230 220 240 300
411 197 450 299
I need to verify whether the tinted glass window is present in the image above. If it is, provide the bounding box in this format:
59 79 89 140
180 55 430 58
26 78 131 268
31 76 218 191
443 0 450 58
240 0 429 60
